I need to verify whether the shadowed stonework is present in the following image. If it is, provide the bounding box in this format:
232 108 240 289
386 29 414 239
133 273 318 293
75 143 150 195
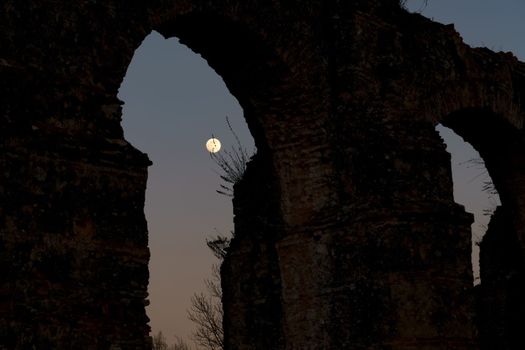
1 0 524 349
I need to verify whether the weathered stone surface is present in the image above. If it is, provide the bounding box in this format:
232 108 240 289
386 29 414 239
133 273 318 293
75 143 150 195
1 0 524 349
476 206 525 350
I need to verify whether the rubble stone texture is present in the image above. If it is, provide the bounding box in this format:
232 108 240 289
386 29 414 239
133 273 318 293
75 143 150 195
1 0 524 349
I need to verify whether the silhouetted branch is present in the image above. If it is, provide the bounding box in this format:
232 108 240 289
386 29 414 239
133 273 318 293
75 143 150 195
210 116 254 196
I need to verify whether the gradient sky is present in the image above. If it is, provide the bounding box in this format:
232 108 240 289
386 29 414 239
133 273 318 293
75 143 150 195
118 0 524 344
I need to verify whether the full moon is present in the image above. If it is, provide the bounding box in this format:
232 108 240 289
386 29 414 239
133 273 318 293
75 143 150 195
206 138 221 153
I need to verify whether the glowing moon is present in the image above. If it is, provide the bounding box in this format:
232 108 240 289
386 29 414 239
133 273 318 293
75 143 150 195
206 138 221 153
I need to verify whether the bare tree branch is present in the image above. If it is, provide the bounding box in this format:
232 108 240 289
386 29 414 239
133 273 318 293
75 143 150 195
210 116 254 197
188 264 224 350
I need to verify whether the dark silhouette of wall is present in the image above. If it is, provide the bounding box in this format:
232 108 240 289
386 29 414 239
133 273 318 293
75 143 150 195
1 0 524 349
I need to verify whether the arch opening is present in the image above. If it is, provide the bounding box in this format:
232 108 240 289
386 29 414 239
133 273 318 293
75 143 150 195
435 123 500 284
112 11 294 348
117 30 257 346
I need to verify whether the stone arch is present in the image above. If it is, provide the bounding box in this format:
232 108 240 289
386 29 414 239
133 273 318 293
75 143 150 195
119 8 298 350
440 108 525 349
4 1 525 349
411 37 525 345
392 22 525 344
442 109 525 249
409 35 525 257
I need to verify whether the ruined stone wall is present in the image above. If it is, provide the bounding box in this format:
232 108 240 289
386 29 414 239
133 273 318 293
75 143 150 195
1 1 154 348
477 206 525 350
1 1 525 349
222 153 285 350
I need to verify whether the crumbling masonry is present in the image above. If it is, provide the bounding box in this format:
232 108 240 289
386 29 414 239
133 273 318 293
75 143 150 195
1 0 524 349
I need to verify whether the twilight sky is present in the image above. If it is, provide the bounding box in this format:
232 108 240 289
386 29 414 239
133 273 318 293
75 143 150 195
117 0 524 344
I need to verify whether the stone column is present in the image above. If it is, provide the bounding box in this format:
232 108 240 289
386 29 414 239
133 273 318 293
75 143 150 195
0 134 152 349
273 118 478 349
